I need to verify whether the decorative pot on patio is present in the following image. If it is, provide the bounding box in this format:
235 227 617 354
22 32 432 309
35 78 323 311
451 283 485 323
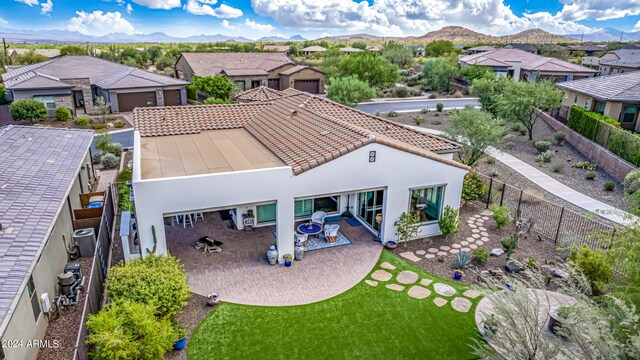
548 307 570 336
267 244 278 266
453 270 463 280
384 241 398 250
173 337 187 350
283 254 293 267
294 240 304 261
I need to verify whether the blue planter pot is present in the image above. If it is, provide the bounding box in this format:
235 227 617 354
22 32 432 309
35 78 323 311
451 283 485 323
284 260 292 267
453 273 463 280
174 337 187 350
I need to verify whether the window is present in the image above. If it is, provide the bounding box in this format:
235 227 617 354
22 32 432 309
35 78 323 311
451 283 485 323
33 96 55 110
295 196 340 219
563 91 568 99
583 98 591 110
410 186 445 223
573 95 579 105
621 105 638 123
26 276 41 321
233 81 245 92
294 199 313 219
256 203 276 224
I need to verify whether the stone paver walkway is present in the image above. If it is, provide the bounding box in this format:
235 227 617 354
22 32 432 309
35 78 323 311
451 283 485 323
408 126 634 225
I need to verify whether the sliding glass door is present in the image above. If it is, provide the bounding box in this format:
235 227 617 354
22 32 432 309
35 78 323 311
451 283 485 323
357 190 384 233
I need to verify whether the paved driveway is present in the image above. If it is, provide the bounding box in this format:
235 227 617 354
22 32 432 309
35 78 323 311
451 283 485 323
356 98 480 113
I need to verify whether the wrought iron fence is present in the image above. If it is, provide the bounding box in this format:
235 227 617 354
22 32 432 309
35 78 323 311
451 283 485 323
470 173 615 249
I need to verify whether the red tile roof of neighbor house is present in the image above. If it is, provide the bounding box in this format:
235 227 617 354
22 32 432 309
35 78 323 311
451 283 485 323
459 48 598 73
134 91 468 174
179 52 293 77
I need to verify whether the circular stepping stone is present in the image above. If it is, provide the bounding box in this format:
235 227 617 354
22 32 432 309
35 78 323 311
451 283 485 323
386 284 405 292
399 252 422 263
425 254 435 259
427 248 439 253
471 229 480 233
436 251 448 256
433 297 448 307
451 243 461 248
407 285 431 299
481 237 489 242
380 261 396 270
451 297 472 313
365 280 378 287
397 270 419 284
420 278 433 287
463 289 481 299
469 244 478 249
449 249 460 254
416 250 426 255
371 269 392 282
434 283 457 297
459 241 468 246
440 245 451 251
472 234 481 239
478 227 487 231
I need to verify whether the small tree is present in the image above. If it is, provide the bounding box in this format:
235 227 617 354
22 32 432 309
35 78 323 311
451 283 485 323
327 76 376 107
420 57 459 93
337 52 399 89
92 96 111 123
461 173 484 204
145 45 163 64
381 41 414 68
9 99 48 122
425 40 456 57
192 75 233 100
460 65 495 81
393 212 421 246
445 106 505 166
438 205 459 238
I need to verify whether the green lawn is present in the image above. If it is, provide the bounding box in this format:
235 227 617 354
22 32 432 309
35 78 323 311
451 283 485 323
188 250 483 360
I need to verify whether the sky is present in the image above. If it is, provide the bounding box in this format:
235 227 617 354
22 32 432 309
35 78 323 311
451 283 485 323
1 0 640 40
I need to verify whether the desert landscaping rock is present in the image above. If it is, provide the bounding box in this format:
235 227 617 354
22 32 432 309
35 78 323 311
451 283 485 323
482 216 490 220
481 237 489 242
416 250 426 255
386 284 405 292
451 297 472 313
463 289 481 299
365 280 378 287
407 285 431 299
399 252 422 262
380 262 396 270
490 248 504 256
461 247 470 252
433 297 448 307
478 227 487 231
397 270 419 284
420 278 433 287
371 269 393 282
434 283 457 297
476 240 484 245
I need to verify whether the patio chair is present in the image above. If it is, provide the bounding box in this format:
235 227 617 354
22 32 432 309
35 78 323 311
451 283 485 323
324 224 339 243
295 233 309 246
311 211 326 226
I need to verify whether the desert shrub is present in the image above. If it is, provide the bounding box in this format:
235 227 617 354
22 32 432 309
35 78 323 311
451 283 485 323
569 246 613 295
501 234 518 257
436 102 444 112
186 84 197 100
107 254 190 317
485 156 495 165
462 173 484 203
489 169 500 178
536 150 553 163
86 301 180 360
510 123 523 132
428 93 438 99
398 69 408 76
92 153 102 165
76 117 90 127
413 116 424 125
55 107 72 121
100 153 119 169
438 205 459 237
387 111 399 118
573 161 597 171
585 171 597 180
431 119 442 125
534 140 551 153
106 143 123 157
524 257 539 269
492 205 510 229
92 123 106 130
623 170 640 193
473 248 489 264
553 131 566 144
0 86 6 105
9 99 48 121
551 163 564 173
395 86 410 98
202 97 233 105
420 108 430 114
603 181 616 191
455 251 471 269
114 120 125 128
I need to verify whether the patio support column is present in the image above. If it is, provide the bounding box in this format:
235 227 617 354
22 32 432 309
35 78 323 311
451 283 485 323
275 197 295 263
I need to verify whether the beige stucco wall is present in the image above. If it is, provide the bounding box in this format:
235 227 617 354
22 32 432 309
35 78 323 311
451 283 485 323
175 56 195 81
561 90 593 110
268 64 295 79
0 151 92 360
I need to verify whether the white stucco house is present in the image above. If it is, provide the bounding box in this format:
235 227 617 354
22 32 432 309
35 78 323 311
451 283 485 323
130 90 469 262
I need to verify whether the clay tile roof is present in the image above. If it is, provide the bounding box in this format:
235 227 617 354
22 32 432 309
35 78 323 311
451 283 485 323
180 52 293 77
234 86 284 102
279 65 323 76
459 48 597 73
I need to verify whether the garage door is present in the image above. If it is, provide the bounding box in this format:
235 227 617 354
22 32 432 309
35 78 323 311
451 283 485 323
163 90 181 106
294 80 320 94
117 91 157 112
268 79 280 90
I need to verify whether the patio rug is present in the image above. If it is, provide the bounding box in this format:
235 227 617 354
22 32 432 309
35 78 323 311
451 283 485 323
304 231 352 252
345 218 362 227
325 215 343 222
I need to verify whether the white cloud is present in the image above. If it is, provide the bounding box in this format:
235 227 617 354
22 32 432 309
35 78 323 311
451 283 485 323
126 3 133 14
67 11 135 36
14 0 39 6
0 17 8 26
221 19 236 29
555 0 640 22
184 0 243 18
634 20 640 32
40 0 53 15
245 18 274 33
131 0 181 10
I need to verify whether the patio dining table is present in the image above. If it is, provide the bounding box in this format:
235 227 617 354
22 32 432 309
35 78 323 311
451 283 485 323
297 223 323 238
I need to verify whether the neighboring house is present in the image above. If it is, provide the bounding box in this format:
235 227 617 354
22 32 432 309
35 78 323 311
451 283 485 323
340 46 364 54
7 48 61 64
463 46 497 54
366 45 384 52
408 45 426 57
2 56 189 116
131 91 468 263
504 43 538 54
556 71 640 132
598 49 640 75
458 48 598 82
175 53 325 94
263 45 290 54
0 126 95 360
566 44 607 68
301 46 326 56
233 85 284 103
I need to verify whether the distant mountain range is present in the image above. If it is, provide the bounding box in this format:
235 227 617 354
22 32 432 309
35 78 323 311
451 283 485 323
566 28 640 42
0 27 308 44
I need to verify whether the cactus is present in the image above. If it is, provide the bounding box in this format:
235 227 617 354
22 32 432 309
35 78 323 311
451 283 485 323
146 225 158 254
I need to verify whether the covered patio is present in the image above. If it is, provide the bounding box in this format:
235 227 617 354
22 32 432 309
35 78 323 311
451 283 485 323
165 211 382 306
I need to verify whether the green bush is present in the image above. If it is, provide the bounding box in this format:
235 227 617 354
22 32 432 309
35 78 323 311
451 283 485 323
485 156 495 165
76 117 90 127
395 86 410 98
569 246 613 295
534 140 551 153
9 99 48 121
387 111 399 118
107 254 190 317
326 76 376 107
604 181 616 191
572 161 597 171
92 123 106 130
585 171 597 180
501 234 518 257
100 153 119 169
553 131 566 144
186 84 198 100
428 93 437 99
413 116 424 125
107 143 123 157
86 301 180 360
202 97 233 105
92 153 102 165
623 170 640 193
0 86 6 105
492 205 510 229
436 103 444 112
472 248 489 264
438 205 459 238
55 107 72 121
536 150 553 163
114 120 125 128
551 163 564 173
462 173 484 202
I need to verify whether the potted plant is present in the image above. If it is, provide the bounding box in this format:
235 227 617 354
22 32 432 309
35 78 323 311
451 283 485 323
283 254 293 267
172 323 187 350
453 269 464 280
384 241 398 249
548 306 572 336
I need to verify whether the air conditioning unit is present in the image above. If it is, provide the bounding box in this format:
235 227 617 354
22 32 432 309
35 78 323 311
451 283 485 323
73 228 96 257
40 293 51 313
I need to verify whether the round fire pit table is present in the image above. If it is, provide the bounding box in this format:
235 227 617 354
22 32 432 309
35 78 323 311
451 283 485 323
297 223 323 239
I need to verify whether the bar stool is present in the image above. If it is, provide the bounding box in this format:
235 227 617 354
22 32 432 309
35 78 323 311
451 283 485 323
172 215 183 227
183 214 193 228
193 212 204 221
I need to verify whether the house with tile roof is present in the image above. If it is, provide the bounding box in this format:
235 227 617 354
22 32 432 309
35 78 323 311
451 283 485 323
504 43 538 54
0 126 95 360
7 48 61 64
130 90 469 263
458 48 598 82
175 52 324 94
598 49 640 76
556 71 640 132
1 56 189 116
